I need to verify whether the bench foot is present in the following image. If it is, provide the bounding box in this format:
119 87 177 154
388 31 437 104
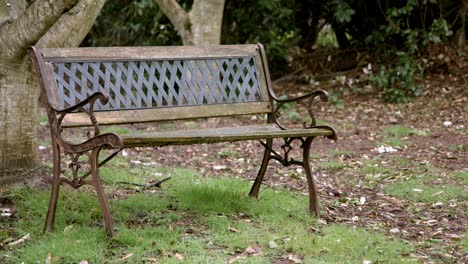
249 138 273 198
91 147 115 237
44 140 61 233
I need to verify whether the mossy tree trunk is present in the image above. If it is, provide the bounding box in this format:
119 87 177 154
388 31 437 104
0 0 107 186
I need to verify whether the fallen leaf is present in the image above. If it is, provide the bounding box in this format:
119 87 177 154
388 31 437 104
64 225 73 233
228 255 242 263
268 240 278 249
45 253 52 264
120 253 133 261
245 246 257 255
141 258 157 263
287 254 303 263
228 226 240 233
174 253 184 260
213 165 228 170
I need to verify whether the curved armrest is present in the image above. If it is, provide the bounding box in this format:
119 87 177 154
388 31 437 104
47 91 115 152
270 89 333 133
273 90 329 104
56 91 109 114
58 133 124 154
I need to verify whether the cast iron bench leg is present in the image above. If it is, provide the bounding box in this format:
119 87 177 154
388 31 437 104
303 137 319 215
91 146 115 237
44 139 61 233
249 138 273 198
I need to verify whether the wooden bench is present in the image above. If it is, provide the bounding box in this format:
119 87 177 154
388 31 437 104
30 44 337 237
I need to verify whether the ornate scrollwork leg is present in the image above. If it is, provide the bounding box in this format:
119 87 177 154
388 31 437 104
90 146 114 237
250 136 320 215
44 138 61 233
249 138 273 198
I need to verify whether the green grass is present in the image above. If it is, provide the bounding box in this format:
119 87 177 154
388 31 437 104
379 125 428 147
101 125 132 135
384 174 468 204
317 161 348 171
450 171 468 183
218 149 241 159
449 143 468 151
36 115 48 125
383 125 428 137
329 149 352 157
2 166 415 263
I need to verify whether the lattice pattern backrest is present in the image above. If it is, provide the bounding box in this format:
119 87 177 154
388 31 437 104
50 57 264 111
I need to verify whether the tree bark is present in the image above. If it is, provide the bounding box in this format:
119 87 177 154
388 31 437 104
0 59 38 182
0 0 106 185
153 0 193 45
0 0 78 60
190 0 225 45
153 0 225 45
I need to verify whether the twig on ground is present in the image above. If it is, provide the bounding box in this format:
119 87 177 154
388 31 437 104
7 233 30 247
116 177 172 189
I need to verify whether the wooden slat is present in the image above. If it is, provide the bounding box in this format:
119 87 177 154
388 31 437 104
120 125 334 148
61 102 272 127
41 45 260 62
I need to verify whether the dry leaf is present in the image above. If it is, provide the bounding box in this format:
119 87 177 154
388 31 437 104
245 246 257 255
174 253 184 260
287 254 302 263
268 240 278 249
228 226 240 233
120 253 133 261
45 253 52 264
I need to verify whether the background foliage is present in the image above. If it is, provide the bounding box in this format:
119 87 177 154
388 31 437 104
83 0 466 102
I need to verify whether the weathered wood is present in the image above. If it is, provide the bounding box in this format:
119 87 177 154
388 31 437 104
120 125 334 147
40 45 260 62
61 102 271 127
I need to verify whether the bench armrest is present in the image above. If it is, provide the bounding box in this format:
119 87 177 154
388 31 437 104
56 91 109 114
270 89 337 140
48 91 124 153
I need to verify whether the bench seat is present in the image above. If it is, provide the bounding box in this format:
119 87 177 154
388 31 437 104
120 125 334 147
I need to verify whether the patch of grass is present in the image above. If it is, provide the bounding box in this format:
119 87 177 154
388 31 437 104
101 125 131 135
379 125 428 147
362 164 390 175
384 175 468 203
218 149 241 159
4 167 414 263
383 125 428 137
36 115 48 125
317 161 348 171
450 171 468 183
382 137 410 147
449 143 468 151
329 149 352 157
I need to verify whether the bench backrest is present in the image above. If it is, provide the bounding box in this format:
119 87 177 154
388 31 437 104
31 44 274 126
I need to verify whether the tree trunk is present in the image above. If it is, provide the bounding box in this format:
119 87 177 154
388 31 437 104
190 0 225 45
0 0 106 186
0 59 39 185
153 0 225 45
